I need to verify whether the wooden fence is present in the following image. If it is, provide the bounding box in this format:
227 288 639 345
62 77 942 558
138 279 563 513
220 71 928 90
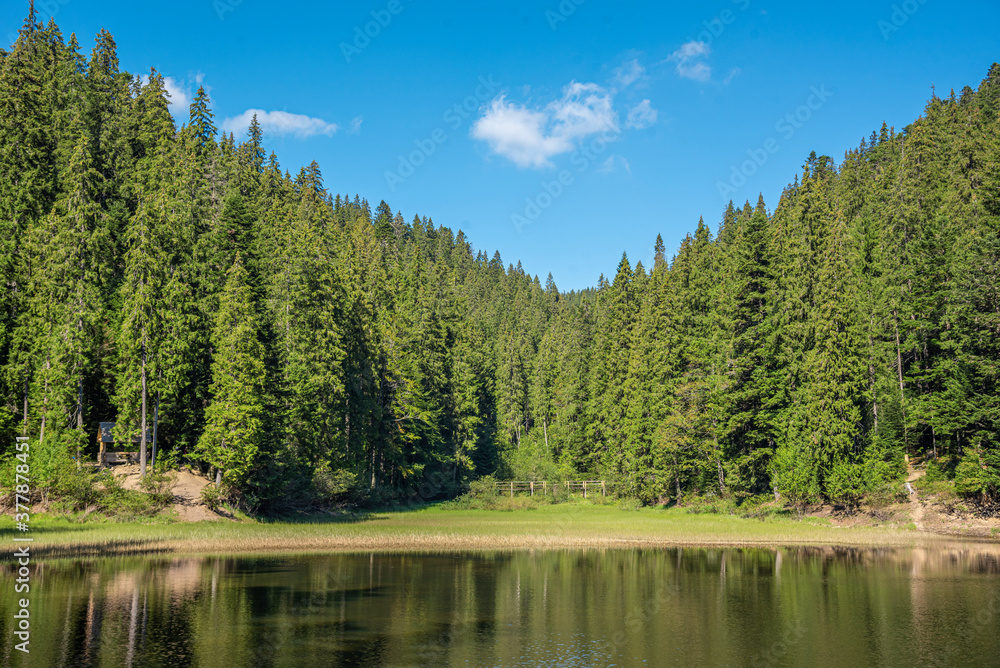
493 480 609 499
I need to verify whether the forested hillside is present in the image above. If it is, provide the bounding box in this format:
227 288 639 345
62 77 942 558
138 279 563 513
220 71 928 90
2 9 998 511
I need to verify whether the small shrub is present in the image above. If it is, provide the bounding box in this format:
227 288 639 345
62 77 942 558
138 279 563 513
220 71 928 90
825 460 868 509
771 443 821 511
139 470 174 495
685 494 738 515
468 475 499 500
312 467 360 506
95 471 172 520
954 449 1000 503
865 483 905 521
58 468 103 510
734 494 781 520
914 477 956 500
548 482 570 503
490 496 540 511
200 485 224 512
616 497 643 511
924 460 947 482
153 448 180 473
0 433 78 505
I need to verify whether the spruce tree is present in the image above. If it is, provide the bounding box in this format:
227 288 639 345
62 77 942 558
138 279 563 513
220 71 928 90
722 196 783 495
114 191 165 476
196 254 265 487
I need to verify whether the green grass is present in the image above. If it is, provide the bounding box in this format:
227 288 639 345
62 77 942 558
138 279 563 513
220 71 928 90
0 501 961 557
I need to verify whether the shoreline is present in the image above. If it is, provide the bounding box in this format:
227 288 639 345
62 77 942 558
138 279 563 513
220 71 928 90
5 504 997 558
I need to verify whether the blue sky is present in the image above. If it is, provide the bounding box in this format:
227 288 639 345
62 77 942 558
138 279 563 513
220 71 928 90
5 0 999 290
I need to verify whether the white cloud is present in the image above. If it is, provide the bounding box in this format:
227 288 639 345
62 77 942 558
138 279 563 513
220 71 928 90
222 109 339 139
138 73 207 115
669 40 712 81
348 115 363 135
471 82 619 168
137 74 191 109
614 59 644 88
163 76 191 110
626 99 658 129
724 67 742 85
599 154 631 174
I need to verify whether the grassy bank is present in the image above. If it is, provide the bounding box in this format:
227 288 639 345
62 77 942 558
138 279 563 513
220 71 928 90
0 502 974 557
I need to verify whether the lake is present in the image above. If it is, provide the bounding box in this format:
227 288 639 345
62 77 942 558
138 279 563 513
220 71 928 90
2 546 999 666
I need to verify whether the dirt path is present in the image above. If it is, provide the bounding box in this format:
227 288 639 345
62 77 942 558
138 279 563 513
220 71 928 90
116 466 224 522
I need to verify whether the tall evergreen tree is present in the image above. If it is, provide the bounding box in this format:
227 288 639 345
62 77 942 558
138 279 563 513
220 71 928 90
196 254 266 489
722 196 783 496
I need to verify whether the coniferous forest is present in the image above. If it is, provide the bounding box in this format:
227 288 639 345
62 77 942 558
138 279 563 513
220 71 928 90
2 10 999 513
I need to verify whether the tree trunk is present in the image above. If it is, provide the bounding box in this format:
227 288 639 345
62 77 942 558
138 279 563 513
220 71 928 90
151 391 160 470
543 419 548 451
674 455 681 500
893 310 907 446
39 353 50 444
77 379 84 429
868 324 879 437
717 451 725 496
77 378 84 469
140 337 148 478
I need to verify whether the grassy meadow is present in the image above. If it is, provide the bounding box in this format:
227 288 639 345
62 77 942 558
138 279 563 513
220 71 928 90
0 501 963 558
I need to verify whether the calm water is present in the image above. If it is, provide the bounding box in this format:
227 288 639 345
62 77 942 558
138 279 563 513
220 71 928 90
2 546 999 667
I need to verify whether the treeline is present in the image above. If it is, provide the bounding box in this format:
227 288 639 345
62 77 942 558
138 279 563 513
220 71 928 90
1 9 998 510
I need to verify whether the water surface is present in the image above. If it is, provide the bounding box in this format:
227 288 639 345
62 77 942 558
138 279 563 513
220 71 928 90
2 546 999 666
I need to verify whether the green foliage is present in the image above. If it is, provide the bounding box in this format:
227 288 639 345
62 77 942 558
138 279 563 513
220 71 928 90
195 255 266 487
0 9 998 519
154 448 180 473
616 497 643 511
923 460 950 482
824 460 870 509
0 435 78 503
200 484 224 512
91 471 172 520
312 466 360 506
137 470 173 495
864 483 906 521
683 494 738 515
468 474 499 500
771 442 821 508
954 449 1000 502
500 433 561 482
914 477 956 500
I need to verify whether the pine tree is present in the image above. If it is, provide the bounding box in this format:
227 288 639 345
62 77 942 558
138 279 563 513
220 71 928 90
188 86 216 155
588 253 637 479
373 199 395 241
0 9 57 433
265 170 347 496
196 254 266 488
235 113 265 201
722 196 783 496
114 191 165 476
25 129 105 448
